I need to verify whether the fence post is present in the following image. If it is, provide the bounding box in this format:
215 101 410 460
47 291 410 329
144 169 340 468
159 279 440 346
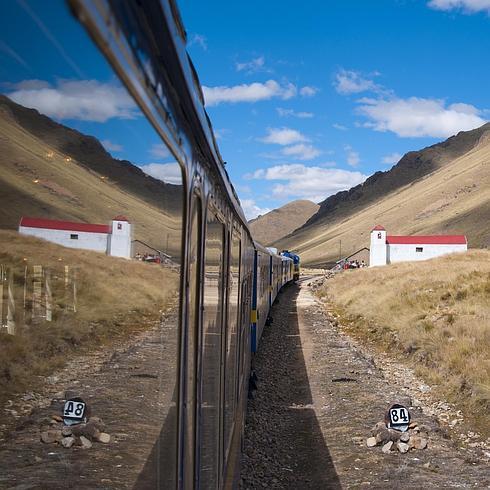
73 268 77 313
64 265 70 288
7 269 15 335
45 269 52 322
32 265 43 322
0 265 5 329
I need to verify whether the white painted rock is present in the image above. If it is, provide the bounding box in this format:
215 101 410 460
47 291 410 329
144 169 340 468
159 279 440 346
382 441 393 454
97 433 111 444
79 435 92 449
366 437 377 447
397 442 409 454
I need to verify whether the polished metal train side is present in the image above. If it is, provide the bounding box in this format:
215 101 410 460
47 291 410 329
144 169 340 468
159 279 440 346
67 1 292 487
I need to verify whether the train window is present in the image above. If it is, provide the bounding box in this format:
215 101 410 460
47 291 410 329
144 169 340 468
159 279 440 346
224 231 241 455
184 196 202 489
0 2 184 488
199 207 225 487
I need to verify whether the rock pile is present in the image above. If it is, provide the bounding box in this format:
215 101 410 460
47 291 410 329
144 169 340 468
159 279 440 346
39 414 110 450
367 421 429 454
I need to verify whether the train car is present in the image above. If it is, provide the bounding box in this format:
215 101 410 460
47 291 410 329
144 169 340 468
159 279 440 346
0 1 297 488
251 243 273 353
281 254 294 285
251 247 293 353
270 253 282 303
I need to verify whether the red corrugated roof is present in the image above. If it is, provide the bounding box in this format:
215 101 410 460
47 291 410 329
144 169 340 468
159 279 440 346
19 217 111 234
113 215 129 222
372 225 386 231
386 235 467 245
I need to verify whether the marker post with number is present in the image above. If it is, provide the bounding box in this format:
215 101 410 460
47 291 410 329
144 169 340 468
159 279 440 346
387 403 410 432
63 397 87 426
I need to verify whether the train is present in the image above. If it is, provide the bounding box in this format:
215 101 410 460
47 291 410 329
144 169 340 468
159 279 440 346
0 0 298 488
281 250 301 281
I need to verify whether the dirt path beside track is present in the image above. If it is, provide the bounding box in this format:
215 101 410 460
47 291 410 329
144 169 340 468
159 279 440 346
0 308 179 490
240 277 489 489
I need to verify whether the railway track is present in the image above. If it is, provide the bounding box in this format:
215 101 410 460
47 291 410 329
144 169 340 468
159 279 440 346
240 277 489 488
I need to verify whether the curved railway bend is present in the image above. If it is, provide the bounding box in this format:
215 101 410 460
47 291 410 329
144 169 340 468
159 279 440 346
240 276 489 489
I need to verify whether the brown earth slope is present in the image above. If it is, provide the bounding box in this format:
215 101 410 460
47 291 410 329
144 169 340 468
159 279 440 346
249 200 319 245
276 126 490 266
0 95 182 256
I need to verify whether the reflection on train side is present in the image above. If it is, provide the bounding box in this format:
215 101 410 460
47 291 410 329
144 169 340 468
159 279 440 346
0 1 182 487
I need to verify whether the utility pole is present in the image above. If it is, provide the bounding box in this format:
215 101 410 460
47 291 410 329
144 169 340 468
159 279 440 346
339 240 342 262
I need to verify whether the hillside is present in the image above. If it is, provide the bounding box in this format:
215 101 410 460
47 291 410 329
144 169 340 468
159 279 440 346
0 95 182 257
249 200 319 245
276 125 490 265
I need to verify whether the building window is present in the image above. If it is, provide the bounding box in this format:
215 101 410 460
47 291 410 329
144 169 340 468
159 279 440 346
416 247 423 252
70 234 79 240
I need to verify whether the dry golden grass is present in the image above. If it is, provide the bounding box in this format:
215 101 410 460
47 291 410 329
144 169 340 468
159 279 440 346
318 250 490 435
0 231 179 403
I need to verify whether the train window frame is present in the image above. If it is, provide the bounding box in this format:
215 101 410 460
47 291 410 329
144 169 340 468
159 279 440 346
223 226 242 459
182 192 203 490
198 199 226 488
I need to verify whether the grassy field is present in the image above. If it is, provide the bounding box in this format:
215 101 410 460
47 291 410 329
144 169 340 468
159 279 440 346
317 250 490 435
0 231 179 404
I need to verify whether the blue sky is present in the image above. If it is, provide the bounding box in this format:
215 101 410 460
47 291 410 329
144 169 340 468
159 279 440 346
1 0 489 218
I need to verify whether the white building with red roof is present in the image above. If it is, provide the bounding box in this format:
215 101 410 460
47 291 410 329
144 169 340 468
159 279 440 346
18 216 132 258
370 225 467 267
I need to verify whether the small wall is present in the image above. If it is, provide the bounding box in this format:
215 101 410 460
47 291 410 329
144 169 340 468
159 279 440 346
388 243 467 263
19 226 108 253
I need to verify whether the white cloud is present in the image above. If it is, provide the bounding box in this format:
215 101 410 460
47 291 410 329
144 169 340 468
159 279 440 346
101 139 123 152
260 127 308 145
236 56 266 73
428 0 490 13
214 128 230 140
300 86 318 97
344 145 360 167
281 143 321 160
247 164 367 202
276 107 314 118
241 199 271 220
7 79 137 122
382 152 403 165
140 163 182 185
332 123 348 130
202 80 296 106
149 143 171 159
334 69 380 95
189 34 208 50
357 96 487 137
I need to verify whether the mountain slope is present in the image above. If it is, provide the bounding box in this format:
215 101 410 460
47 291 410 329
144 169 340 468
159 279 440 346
0 95 183 256
303 123 490 230
249 200 319 245
276 126 490 266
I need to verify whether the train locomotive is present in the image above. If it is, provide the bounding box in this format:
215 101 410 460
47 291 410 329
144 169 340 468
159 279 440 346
281 250 301 281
